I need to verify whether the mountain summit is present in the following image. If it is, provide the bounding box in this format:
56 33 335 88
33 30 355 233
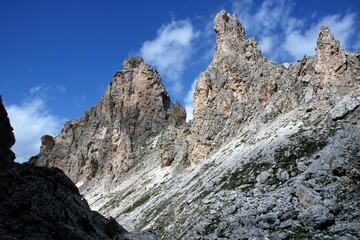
34 56 186 186
33 10 360 239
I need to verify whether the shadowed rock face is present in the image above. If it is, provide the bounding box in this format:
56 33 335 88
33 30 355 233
0 96 16 170
0 97 158 240
0 165 128 240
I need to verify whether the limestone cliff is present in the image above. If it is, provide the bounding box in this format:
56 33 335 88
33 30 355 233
32 10 360 240
188 10 359 164
34 57 186 187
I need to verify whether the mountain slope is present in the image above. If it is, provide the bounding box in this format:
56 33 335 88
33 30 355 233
34 10 360 239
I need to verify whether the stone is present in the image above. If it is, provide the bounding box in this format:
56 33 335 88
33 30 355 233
329 92 360 120
40 135 55 157
295 184 322 208
299 204 335 229
256 213 279 229
256 169 273 184
276 169 289 181
302 87 314 104
301 74 312 83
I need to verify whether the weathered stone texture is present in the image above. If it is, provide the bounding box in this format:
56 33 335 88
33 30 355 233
29 10 360 240
34 57 186 185
188 10 360 164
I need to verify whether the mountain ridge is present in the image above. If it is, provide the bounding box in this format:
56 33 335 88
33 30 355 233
33 10 360 239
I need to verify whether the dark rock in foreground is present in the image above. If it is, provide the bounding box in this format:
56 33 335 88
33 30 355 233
0 164 127 239
0 96 158 239
0 96 16 171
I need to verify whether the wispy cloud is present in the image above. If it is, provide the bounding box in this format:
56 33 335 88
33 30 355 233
232 0 359 62
57 86 67 94
140 19 199 96
6 87 64 163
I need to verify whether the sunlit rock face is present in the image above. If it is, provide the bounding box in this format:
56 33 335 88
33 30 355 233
34 56 187 187
33 10 360 240
188 10 359 165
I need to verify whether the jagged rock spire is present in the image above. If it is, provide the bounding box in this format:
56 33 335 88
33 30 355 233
212 10 262 65
315 26 346 81
122 56 144 70
34 56 187 185
214 10 246 41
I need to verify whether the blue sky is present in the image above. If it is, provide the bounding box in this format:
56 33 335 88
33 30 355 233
1 0 359 162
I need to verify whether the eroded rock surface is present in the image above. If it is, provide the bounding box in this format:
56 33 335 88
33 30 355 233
188 10 360 165
31 10 360 240
34 57 186 188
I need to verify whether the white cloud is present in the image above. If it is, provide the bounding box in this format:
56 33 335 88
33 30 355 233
355 35 360 49
140 19 198 96
30 86 41 94
284 29 318 59
7 97 64 163
232 0 299 61
259 35 274 55
232 0 358 62
184 78 197 122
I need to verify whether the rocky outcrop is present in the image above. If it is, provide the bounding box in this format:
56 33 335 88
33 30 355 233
91 11 357 239
0 164 126 240
34 57 186 186
0 96 16 170
30 10 360 240
188 10 360 164
315 26 347 82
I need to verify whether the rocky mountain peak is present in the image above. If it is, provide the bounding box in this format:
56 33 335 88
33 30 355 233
315 26 347 82
188 14 359 165
34 56 186 186
316 26 342 54
122 56 144 70
212 10 261 65
214 10 246 41
30 10 360 239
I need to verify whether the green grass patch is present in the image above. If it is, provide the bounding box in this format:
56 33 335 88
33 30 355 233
123 193 152 214
219 161 271 191
99 194 121 212
288 227 315 239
